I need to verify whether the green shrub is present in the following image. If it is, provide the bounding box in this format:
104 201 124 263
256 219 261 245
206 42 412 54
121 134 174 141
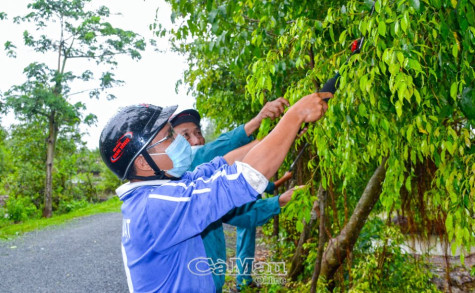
57 199 89 214
5 196 39 223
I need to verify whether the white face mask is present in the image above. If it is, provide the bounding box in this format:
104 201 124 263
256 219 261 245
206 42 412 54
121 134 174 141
190 145 203 161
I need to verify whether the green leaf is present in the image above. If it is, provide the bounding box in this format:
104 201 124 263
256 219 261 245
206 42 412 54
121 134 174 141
296 220 303 233
446 141 454 155
358 103 367 117
360 74 369 92
375 0 381 13
339 30 347 44
383 49 392 64
446 213 454 237
394 20 400 37
401 12 409 33
378 21 386 37
329 26 335 42
407 59 422 73
414 88 421 104
450 82 458 100
410 0 421 12
405 176 412 192
407 125 414 142
397 52 404 66
360 20 368 35
395 100 403 117
452 44 458 58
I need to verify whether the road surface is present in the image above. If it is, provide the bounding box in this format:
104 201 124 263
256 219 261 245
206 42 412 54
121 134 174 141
0 213 128 293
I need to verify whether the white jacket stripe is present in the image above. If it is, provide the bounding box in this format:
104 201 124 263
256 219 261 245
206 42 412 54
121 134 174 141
149 194 192 202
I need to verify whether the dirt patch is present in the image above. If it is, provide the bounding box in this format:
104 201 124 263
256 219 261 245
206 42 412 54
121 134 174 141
428 254 475 293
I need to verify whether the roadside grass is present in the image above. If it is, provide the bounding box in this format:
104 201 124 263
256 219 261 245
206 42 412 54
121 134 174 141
0 196 121 240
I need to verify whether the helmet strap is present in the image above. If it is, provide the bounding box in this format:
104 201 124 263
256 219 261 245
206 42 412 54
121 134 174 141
137 151 167 180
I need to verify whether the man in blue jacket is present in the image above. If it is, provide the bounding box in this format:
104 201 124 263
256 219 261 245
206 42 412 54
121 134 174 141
170 99 291 291
99 91 331 292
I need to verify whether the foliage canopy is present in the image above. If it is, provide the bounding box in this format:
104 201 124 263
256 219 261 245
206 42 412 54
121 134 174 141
158 0 474 289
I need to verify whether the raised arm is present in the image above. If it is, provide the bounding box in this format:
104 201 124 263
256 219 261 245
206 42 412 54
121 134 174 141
242 92 332 179
223 140 259 165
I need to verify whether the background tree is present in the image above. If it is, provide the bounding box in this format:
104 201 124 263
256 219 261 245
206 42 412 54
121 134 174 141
159 0 474 290
1 0 146 217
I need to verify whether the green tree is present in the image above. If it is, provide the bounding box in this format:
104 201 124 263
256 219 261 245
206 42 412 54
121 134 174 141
0 126 13 186
159 0 474 290
1 0 146 218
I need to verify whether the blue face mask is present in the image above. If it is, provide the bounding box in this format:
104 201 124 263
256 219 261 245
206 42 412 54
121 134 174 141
164 134 192 178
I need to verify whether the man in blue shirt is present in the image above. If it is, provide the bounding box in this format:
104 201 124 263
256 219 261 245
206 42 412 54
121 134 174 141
99 92 331 292
170 99 292 291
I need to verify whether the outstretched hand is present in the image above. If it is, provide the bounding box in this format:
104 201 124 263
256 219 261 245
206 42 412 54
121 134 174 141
244 97 290 136
257 97 290 121
278 185 305 207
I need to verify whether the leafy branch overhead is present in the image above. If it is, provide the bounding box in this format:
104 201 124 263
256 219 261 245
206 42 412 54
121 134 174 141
159 0 475 290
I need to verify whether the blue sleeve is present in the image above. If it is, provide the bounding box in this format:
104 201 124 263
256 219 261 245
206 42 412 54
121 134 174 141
146 161 268 251
185 157 228 181
191 124 252 170
222 195 281 228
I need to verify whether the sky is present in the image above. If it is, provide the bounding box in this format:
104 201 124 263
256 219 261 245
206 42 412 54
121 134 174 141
0 0 195 150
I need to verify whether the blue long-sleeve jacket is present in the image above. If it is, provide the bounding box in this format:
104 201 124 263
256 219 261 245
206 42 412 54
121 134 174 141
117 157 268 293
191 125 281 291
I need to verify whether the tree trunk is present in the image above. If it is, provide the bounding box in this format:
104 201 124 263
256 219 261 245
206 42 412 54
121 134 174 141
43 111 57 218
321 157 388 290
310 184 329 292
272 215 279 236
288 188 320 280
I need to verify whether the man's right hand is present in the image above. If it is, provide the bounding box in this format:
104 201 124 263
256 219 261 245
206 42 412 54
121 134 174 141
290 92 333 124
241 92 333 179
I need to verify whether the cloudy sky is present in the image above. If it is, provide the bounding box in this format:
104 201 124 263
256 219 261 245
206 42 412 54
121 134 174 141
0 0 195 149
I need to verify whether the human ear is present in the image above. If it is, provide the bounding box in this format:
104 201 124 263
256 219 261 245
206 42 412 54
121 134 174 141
135 155 153 171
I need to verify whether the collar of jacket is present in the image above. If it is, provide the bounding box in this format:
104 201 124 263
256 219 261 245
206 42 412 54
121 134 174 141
116 180 170 200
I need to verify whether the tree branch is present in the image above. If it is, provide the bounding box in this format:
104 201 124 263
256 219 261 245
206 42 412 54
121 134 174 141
320 156 388 289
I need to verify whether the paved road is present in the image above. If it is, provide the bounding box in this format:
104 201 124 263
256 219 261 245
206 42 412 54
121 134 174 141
0 213 128 293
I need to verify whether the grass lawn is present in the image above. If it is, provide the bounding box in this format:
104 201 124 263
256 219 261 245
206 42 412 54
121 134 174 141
0 197 121 240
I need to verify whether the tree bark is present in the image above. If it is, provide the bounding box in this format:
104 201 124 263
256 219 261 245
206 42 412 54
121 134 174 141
272 214 279 236
43 111 57 218
320 157 388 291
310 184 329 292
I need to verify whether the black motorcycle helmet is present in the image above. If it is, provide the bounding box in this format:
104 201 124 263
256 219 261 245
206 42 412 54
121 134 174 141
99 104 177 180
